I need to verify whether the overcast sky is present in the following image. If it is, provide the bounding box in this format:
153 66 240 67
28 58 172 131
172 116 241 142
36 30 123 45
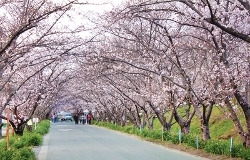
76 0 125 13
58 0 126 36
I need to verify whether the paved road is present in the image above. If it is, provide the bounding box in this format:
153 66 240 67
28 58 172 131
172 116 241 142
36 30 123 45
36 122 208 160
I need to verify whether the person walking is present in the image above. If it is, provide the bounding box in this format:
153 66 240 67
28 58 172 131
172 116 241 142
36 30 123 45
52 113 56 123
73 113 79 124
82 114 86 124
79 115 82 124
87 113 92 125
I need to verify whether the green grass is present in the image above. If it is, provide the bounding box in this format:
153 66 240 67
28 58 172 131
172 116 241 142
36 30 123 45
151 107 243 143
0 120 50 160
94 107 250 160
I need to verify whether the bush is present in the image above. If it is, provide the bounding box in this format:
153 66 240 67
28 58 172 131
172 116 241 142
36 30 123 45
0 139 7 149
13 147 36 160
0 147 14 160
0 120 50 160
124 126 133 133
231 144 250 160
26 134 42 146
163 131 171 141
150 130 162 139
204 140 230 155
165 133 180 144
0 146 35 160
13 139 25 149
199 139 207 149
34 120 50 135
140 129 150 138
239 147 250 160
182 134 197 148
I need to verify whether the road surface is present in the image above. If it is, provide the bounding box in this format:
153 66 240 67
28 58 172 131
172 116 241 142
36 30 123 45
35 122 208 160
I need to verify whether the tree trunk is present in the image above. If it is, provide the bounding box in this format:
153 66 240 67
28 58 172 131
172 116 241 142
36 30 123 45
127 110 141 128
120 109 126 127
181 123 190 134
201 123 210 140
224 97 250 148
149 102 168 130
148 115 155 130
14 127 24 136
141 111 154 130
245 134 250 148
173 106 194 134
199 105 212 140
11 122 26 136
141 113 147 128
233 89 250 148
165 112 173 131
190 97 213 140
200 105 212 140
0 119 2 138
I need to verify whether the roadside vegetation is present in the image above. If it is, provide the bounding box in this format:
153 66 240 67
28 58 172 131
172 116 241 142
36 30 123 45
94 107 250 160
0 120 50 160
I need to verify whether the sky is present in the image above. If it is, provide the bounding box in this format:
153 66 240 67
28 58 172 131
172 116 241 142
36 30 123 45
58 0 126 37
79 0 125 13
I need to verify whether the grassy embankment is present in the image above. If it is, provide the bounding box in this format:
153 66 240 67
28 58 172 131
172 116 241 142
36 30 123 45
95 107 250 159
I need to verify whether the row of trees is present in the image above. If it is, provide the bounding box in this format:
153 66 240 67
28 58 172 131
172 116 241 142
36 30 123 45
76 0 250 148
0 0 250 149
0 0 93 135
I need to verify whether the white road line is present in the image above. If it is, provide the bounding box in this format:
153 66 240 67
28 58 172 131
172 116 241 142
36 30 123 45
58 129 72 131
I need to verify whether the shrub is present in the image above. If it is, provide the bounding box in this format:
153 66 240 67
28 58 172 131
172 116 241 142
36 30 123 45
204 140 230 155
0 120 50 160
199 139 207 149
150 130 162 139
34 127 47 135
231 144 250 160
26 134 42 146
0 148 14 160
13 139 25 149
182 134 197 148
163 131 171 141
124 126 133 133
140 129 149 138
239 147 250 160
34 121 50 135
170 135 180 144
0 139 7 149
164 132 180 144
12 147 36 160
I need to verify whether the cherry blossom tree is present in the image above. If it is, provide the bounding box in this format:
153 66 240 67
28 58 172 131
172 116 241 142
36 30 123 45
0 0 92 136
87 0 250 147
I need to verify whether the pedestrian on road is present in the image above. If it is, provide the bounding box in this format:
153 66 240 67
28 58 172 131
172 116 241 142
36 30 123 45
79 115 82 124
52 113 56 123
87 113 92 125
73 113 79 124
82 114 86 124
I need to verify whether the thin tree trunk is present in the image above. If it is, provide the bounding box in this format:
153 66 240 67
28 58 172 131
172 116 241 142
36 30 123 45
149 102 167 130
190 97 213 140
233 89 250 148
224 97 249 147
0 119 2 138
